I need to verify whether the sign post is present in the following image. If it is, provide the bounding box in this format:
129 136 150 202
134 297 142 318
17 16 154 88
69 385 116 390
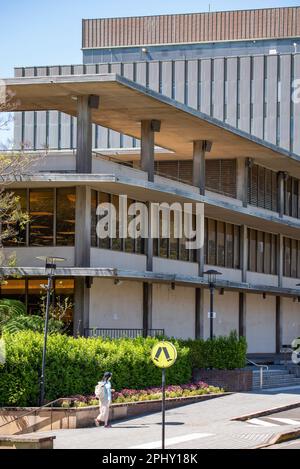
151 341 177 450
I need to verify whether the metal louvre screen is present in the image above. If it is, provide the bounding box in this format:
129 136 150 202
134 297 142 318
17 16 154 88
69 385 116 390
155 159 236 197
206 159 237 198
248 163 278 212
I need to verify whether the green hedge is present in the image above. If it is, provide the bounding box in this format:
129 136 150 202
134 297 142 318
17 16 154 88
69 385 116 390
182 331 247 370
0 330 247 407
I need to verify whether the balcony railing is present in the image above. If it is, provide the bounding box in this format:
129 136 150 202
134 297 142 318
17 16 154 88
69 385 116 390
84 328 165 339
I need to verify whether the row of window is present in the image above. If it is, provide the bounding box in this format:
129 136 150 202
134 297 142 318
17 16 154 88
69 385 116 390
0 278 74 318
248 163 300 218
3 188 76 247
4 187 300 278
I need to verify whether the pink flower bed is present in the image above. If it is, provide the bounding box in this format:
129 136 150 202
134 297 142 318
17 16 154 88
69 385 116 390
60 381 223 408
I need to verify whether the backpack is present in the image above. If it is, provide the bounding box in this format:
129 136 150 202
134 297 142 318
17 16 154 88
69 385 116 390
95 381 105 400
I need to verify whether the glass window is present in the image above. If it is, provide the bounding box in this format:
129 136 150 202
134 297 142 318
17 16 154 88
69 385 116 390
111 194 121 251
291 239 297 278
91 190 97 248
225 223 233 268
217 221 225 267
56 188 75 246
257 231 264 274
233 225 240 269
207 219 216 265
29 189 54 246
3 189 27 246
284 238 291 277
98 192 111 250
0 279 26 302
248 229 257 272
125 198 135 253
264 232 271 274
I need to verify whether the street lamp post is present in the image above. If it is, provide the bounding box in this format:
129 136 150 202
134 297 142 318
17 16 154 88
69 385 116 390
36 256 65 406
203 269 222 340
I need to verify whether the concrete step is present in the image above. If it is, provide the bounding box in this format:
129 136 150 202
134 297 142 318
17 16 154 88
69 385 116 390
253 378 300 384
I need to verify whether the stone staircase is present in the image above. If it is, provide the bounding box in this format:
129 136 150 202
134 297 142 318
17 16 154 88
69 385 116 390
252 367 300 390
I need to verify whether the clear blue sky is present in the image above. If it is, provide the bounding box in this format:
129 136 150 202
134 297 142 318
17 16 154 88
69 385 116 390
0 0 299 78
0 0 298 146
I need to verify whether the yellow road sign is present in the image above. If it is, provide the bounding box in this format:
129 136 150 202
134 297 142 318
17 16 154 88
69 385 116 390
151 341 177 368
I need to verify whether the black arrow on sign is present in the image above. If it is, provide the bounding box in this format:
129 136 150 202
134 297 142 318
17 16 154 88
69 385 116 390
154 346 173 362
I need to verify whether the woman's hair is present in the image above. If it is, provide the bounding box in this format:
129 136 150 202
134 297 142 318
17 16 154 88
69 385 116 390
103 371 112 381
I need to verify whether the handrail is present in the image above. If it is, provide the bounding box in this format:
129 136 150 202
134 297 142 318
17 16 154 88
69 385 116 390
0 397 68 430
247 359 269 390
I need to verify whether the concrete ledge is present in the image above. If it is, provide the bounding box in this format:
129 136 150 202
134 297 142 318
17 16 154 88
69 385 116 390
0 434 55 449
0 392 230 435
231 401 300 421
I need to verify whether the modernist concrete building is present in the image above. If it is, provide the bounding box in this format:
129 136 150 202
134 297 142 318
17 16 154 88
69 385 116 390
1 6 300 357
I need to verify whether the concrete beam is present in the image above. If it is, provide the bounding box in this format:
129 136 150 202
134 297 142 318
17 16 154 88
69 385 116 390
141 120 161 182
76 95 99 173
192 140 211 195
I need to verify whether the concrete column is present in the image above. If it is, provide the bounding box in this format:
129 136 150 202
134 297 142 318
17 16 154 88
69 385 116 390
239 292 246 338
277 233 283 288
277 171 287 218
76 95 99 173
276 296 283 354
195 288 204 339
192 140 211 195
73 186 92 336
237 158 251 207
141 120 161 182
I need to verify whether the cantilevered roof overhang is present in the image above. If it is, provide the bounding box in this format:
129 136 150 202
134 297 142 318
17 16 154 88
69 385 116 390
2 73 300 171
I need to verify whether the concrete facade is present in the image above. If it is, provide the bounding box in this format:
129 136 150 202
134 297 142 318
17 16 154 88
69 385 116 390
2 7 300 357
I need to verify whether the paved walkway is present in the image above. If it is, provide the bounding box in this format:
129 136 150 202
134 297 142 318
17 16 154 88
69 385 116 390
46 388 300 449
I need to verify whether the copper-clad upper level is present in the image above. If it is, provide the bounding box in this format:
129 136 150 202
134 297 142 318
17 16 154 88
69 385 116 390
82 7 300 49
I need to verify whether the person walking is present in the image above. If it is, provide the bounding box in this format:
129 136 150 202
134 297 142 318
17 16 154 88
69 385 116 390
95 372 113 428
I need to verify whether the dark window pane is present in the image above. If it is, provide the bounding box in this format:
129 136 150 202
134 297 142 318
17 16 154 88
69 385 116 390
91 190 97 247
217 221 225 267
29 189 54 246
248 229 256 272
207 219 216 265
99 192 111 250
291 239 297 278
257 231 264 273
125 198 135 253
264 232 271 274
56 188 75 246
284 238 291 277
233 225 240 269
225 223 233 268
0 278 26 302
3 189 27 246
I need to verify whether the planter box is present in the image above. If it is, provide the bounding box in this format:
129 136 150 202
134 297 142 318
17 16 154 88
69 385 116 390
193 369 253 392
0 392 229 435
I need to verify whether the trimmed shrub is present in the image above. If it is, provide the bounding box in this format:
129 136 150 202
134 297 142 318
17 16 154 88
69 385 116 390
181 331 247 370
0 330 247 407
0 332 191 407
